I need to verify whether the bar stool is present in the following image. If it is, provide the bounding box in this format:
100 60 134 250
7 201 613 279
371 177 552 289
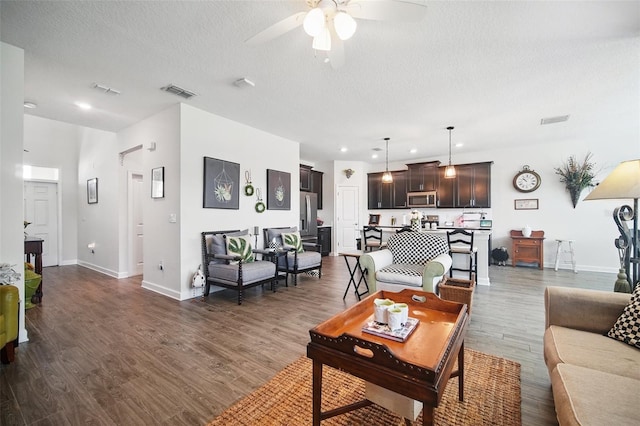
447 229 477 280
554 239 577 273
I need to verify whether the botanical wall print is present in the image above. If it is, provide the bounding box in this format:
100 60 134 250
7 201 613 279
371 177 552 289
87 178 98 204
267 169 291 210
151 167 164 198
203 157 240 209
554 152 597 208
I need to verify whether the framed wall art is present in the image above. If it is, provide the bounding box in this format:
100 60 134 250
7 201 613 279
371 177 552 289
203 157 240 209
151 167 164 198
514 198 539 210
267 169 291 210
87 178 98 204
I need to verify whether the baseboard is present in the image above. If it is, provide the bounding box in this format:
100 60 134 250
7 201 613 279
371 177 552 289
141 280 182 300
77 261 121 278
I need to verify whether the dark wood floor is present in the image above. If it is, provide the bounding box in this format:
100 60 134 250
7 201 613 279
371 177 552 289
0 257 614 425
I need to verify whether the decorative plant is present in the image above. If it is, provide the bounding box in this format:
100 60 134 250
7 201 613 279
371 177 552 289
554 152 597 208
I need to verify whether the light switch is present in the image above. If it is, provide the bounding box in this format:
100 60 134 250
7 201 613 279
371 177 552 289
169 214 177 223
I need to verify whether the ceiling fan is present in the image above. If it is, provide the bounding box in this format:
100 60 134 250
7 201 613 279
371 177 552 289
245 0 428 69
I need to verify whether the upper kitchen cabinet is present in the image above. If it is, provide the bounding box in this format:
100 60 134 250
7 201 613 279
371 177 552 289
437 162 492 208
407 161 440 192
300 165 324 209
367 171 408 209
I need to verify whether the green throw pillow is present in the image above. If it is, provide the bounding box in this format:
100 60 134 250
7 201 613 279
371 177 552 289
282 232 304 253
225 235 254 264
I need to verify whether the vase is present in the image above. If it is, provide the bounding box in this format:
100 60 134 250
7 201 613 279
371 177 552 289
522 225 532 238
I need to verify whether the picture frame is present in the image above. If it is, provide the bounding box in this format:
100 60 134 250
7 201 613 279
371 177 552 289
151 167 164 198
203 157 240 209
87 178 98 204
514 198 539 210
267 169 291 210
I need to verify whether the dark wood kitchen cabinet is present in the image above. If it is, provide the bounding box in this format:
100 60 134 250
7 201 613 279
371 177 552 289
407 161 440 192
300 165 324 209
367 171 407 209
437 162 492 208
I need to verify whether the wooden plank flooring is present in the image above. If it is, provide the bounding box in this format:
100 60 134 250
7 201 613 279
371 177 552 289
0 257 614 425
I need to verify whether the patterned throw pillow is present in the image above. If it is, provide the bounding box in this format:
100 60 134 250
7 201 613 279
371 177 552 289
607 284 640 349
224 235 254 264
281 232 304 253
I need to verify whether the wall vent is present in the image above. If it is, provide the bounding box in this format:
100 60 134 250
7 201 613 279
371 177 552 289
161 84 197 99
540 115 569 125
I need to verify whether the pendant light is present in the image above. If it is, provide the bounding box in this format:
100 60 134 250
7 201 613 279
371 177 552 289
382 137 393 183
444 126 457 179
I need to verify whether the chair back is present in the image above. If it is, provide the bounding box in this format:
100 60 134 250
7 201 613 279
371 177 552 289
447 229 475 252
363 226 383 246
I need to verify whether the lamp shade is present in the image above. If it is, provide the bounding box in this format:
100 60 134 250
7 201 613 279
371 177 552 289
584 159 640 201
303 8 325 37
334 12 357 40
312 27 331 51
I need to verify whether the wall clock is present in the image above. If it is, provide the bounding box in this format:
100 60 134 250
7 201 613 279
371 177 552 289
513 165 541 192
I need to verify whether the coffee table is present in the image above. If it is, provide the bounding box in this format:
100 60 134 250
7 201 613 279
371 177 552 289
307 289 469 425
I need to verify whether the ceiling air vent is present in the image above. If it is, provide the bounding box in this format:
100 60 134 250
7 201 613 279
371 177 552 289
161 84 197 99
540 115 569 125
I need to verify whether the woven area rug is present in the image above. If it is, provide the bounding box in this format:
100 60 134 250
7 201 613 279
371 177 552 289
208 349 521 426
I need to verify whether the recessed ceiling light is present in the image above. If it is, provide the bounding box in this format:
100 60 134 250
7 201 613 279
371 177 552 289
410 148 417 154
23 101 37 109
455 143 464 148
340 147 348 152
372 154 378 159
74 101 92 110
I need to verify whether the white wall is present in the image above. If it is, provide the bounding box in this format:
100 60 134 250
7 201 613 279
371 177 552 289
23 115 80 265
76 127 120 275
179 104 299 300
1 42 28 342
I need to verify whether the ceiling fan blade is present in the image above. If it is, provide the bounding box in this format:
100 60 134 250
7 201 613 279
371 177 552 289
245 11 307 45
345 0 427 22
328 32 345 69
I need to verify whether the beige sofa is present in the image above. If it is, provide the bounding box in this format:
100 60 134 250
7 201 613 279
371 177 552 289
543 286 639 426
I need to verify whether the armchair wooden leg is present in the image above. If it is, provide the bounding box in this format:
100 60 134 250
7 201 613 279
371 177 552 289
1 342 15 364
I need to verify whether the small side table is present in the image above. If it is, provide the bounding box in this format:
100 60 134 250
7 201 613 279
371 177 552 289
339 251 369 301
554 239 577 273
510 230 545 269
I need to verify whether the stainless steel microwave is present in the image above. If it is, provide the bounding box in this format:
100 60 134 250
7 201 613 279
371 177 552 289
407 191 437 208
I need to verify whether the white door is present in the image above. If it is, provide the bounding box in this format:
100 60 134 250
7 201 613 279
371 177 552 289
24 181 59 267
129 173 144 276
336 185 360 252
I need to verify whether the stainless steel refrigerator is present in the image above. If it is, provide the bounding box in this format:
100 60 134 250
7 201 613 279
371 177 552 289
300 192 318 242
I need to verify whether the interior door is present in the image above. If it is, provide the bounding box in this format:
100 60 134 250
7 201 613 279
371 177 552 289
130 173 144 276
24 181 59 267
336 185 360 252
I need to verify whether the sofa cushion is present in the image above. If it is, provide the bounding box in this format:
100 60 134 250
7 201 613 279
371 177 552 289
387 232 449 265
265 227 297 248
607 284 640 349
551 363 638 426
225 235 255 264
284 251 321 270
205 230 248 264
544 325 640 380
208 260 275 285
376 264 424 287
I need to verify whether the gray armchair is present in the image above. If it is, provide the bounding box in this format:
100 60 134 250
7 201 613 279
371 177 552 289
201 230 277 305
263 227 322 286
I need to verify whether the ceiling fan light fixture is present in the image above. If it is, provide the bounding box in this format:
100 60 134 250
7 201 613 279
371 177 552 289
312 27 332 51
334 11 357 40
303 8 325 36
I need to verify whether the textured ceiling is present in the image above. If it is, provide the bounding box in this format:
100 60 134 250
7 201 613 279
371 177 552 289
1 1 638 164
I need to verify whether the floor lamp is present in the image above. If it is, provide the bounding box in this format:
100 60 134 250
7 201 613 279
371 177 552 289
584 159 640 292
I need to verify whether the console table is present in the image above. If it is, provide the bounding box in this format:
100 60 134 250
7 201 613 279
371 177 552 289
24 237 44 303
510 230 545 269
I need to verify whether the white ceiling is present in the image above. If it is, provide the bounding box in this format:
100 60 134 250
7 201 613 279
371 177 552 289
1 1 638 164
